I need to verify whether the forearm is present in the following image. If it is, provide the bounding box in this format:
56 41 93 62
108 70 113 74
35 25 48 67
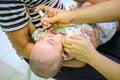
12 41 34 59
19 42 34 59
6 30 34 59
89 51 120 80
69 0 120 24
6 21 35 59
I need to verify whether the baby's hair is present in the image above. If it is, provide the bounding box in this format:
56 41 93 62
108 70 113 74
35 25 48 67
30 55 63 78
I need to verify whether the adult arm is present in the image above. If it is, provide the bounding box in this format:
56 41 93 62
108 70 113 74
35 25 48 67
62 24 99 68
90 50 120 80
63 35 120 80
0 1 36 59
70 0 120 23
35 0 120 28
6 21 35 59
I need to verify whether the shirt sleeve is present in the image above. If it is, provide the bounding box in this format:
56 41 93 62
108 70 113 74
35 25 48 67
0 0 29 32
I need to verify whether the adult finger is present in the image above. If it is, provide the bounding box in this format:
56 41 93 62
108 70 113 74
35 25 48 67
63 47 73 57
35 5 52 13
69 4 76 11
35 6 59 23
62 37 73 46
41 17 48 28
70 35 85 40
42 17 58 24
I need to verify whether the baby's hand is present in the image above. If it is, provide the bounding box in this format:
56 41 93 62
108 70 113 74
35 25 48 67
81 25 99 49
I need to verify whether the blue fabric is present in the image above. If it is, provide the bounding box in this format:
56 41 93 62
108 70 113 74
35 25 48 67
53 31 120 80
53 64 106 80
24 31 120 80
100 51 120 64
97 31 120 58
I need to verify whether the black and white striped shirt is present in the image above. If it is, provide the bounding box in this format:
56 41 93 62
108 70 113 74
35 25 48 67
0 0 64 32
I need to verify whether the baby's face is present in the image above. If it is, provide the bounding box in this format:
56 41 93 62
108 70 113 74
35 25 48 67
30 31 65 78
31 31 64 63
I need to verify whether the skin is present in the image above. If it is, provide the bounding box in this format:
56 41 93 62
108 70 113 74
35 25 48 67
34 0 120 79
35 0 120 28
6 18 86 68
6 16 90 68
62 35 120 80
6 21 35 59
5 0 120 79
30 30 89 78
30 31 64 78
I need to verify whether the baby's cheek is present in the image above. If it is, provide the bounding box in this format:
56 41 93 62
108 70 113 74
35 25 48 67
55 34 63 42
51 37 63 50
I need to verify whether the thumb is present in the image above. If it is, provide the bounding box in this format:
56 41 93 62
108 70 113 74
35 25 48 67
45 17 58 24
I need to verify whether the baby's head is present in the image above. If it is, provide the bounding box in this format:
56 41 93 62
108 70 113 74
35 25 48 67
30 31 64 78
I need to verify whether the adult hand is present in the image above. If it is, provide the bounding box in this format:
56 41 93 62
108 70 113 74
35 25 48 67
62 35 97 63
35 6 71 28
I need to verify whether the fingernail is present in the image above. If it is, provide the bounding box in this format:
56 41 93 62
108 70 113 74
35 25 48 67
45 18 50 22
43 26 48 28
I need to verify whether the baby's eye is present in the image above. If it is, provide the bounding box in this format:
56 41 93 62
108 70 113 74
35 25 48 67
47 38 55 44
60 32 66 35
49 38 54 41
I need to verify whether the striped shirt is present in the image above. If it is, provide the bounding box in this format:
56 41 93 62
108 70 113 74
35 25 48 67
0 0 64 32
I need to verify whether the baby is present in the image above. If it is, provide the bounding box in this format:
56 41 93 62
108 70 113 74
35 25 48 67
30 31 64 78
29 22 118 78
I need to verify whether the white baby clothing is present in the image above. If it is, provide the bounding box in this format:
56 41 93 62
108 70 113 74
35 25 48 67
31 22 117 60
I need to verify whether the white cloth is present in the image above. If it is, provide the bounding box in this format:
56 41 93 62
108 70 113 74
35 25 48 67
32 22 117 60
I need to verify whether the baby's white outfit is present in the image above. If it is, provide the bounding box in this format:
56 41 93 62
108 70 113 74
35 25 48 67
32 22 117 60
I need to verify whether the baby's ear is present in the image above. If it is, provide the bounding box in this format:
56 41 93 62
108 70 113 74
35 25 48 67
62 52 68 59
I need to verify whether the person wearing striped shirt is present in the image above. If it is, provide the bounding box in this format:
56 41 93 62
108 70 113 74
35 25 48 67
0 0 64 59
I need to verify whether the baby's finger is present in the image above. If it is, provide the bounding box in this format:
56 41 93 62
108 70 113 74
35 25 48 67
91 24 99 39
81 29 93 37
